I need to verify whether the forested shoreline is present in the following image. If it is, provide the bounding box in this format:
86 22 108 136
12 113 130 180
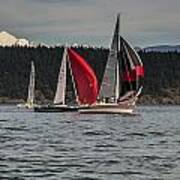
0 46 180 105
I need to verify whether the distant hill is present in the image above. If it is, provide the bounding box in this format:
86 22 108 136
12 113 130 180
0 31 30 47
143 45 180 52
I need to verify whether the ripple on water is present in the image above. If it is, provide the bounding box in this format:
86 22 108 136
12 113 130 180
0 105 180 179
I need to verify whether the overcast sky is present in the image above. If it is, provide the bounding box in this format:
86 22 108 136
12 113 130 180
0 0 180 47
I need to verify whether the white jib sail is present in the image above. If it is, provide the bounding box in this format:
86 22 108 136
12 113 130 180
54 48 67 105
27 61 35 106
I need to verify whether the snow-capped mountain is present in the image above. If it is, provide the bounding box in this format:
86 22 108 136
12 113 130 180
0 31 30 47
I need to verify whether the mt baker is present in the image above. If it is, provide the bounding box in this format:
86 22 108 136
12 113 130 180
0 31 30 47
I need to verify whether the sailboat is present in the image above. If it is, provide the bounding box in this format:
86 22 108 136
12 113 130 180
34 47 78 112
17 61 36 109
79 14 144 114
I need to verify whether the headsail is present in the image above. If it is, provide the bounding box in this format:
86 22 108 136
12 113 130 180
54 48 67 105
99 14 120 100
120 37 144 95
67 48 98 105
27 61 35 106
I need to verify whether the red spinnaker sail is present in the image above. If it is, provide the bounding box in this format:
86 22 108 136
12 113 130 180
67 48 98 105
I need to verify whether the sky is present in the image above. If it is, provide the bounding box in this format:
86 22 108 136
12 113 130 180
0 0 180 47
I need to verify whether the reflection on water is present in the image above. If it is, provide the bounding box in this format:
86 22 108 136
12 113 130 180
0 105 180 179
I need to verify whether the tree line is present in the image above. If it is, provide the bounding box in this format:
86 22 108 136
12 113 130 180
0 46 180 104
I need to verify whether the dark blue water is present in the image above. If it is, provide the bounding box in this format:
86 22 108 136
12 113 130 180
0 105 180 180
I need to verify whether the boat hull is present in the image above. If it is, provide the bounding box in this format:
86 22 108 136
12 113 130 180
17 103 37 109
79 104 135 115
34 105 78 113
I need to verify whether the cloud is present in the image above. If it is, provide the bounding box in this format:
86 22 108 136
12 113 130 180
0 0 180 47
25 0 95 7
28 0 88 3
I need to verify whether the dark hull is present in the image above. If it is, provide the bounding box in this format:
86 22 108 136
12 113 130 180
34 105 78 113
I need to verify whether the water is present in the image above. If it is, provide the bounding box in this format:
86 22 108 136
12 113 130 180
0 105 180 180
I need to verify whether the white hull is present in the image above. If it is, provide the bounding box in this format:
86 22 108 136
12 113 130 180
79 103 135 115
17 103 37 109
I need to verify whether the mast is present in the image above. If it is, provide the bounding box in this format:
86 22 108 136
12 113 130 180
115 13 120 102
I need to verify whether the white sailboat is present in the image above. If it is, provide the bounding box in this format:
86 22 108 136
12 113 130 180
17 61 36 109
34 47 78 112
79 14 144 114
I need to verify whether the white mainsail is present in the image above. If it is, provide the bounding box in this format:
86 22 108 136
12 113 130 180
27 61 35 106
54 48 67 105
99 14 120 101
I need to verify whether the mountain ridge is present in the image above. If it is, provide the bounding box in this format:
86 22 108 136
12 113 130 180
0 31 180 52
142 45 180 52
